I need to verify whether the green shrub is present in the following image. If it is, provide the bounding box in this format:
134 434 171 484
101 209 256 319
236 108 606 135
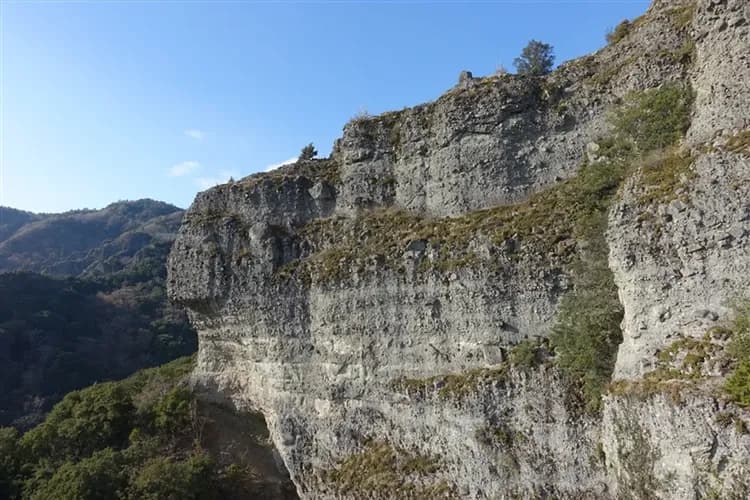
726 302 750 360
725 362 750 408
509 340 544 370
150 387 193 436
607 20 632 44
550 214 624 414
0 427 21 499
611 83 694 152
27 448 126 500
673 38 696 65
725 302 750 407
129 454 217 500
21 383 135 461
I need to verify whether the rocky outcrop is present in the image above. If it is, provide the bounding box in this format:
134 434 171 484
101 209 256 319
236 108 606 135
168 0 750 498
688 0 750 144
609 148 750 380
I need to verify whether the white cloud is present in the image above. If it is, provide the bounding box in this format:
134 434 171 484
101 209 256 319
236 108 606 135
168 161 201 177
264 156 297 172
184 129 205 141
194 170 240 190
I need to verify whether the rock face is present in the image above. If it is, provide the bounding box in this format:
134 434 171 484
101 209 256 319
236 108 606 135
609 149 750 380
168 0 750 498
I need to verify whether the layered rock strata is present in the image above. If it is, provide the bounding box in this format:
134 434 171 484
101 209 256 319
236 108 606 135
169 0 750 497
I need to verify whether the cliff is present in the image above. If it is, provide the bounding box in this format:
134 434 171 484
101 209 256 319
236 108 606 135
168 0 750 498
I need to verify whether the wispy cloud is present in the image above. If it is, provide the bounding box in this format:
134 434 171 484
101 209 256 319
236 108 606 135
168 161 201 177
184 129 205 141
194 170 240 190
264 157 297 172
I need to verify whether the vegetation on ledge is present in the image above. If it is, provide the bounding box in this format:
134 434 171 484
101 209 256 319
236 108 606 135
665 2 697 31
322 441 456 499
392 364 509 401
608 300 750 409
391 341 554 402
635 148 696 206
606 20 634 45
608 329 724 404
725 130 750 156
610 83 694 153
509 339 549 371
279 81 695 288
229 158 340 192
725 301 750 407
292 137 632 283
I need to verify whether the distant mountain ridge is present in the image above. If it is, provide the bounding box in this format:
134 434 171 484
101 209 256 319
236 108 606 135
0 207 41 242
0 199 183 278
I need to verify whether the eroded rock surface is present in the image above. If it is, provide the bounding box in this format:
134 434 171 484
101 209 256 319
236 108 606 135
168 0 750 498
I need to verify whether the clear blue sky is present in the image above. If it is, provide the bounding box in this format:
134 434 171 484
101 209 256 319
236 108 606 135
1 0 649 213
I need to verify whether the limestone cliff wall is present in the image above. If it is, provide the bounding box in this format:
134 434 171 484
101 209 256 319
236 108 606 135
168 0 750 498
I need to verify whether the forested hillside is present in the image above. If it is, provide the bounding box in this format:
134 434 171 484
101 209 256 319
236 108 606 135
0 200 197 428
0 357 297 500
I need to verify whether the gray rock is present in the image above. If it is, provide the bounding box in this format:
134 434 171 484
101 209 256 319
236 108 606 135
457 70 474 86
168 1 750 498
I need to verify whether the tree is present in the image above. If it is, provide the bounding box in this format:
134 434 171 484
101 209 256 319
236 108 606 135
0 427 21 499
298 143 317 161
513 40 555 76
28 448 127 500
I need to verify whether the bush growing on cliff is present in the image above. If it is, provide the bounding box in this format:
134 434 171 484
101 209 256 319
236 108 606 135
513 40 555 76
510 339 545 370
550 213 624 414
548 84 694 413
298 143 317 161
606 20 632 44
726 302 750 360
611 83 694 152
725 301 750 407
726 362 750 407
